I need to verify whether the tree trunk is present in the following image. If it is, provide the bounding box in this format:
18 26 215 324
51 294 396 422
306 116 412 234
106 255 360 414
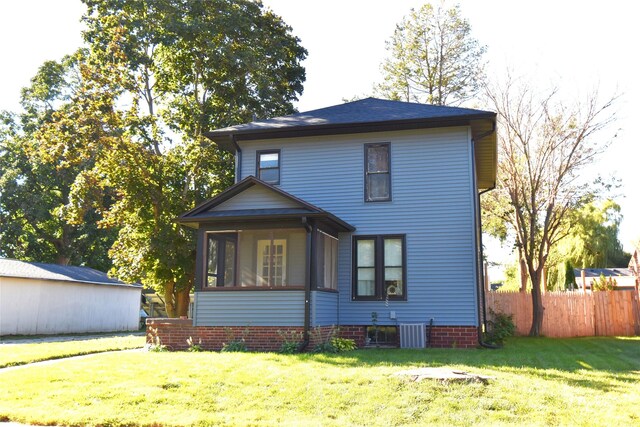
164 281 177 318
175 287 191 318
529 270 545 336
55 254 71 265
519 257 528 292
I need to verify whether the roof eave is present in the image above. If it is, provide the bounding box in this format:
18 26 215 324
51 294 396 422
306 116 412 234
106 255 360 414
206 113 497 151
178 212 355 232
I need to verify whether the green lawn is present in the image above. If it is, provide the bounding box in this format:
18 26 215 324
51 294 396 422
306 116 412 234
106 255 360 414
0 333 145 368
0 337 638 426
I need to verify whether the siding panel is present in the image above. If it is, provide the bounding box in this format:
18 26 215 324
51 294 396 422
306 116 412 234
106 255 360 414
311 291 338 326
194 291 304 326
213 185 300 211
236 127 479 327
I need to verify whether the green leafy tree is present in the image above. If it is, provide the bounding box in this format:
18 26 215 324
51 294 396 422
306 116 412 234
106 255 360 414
33 0 307 317
0 56 115 270
545 199 628 290
554 199 629 268
376 3 486 105
482 77 617 335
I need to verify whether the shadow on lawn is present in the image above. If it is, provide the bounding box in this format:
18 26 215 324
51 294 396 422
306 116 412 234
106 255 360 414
298 337 640 392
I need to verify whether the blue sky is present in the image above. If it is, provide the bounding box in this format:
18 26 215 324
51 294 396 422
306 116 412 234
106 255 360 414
1 0 638 274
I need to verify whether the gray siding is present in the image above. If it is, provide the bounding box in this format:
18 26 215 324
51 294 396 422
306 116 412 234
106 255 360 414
212 185 300 211
311 290 338 326
194 291 304 326
239 127 479 326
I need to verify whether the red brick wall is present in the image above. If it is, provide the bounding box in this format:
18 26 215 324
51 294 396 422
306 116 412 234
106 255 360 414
146 319 477 350
428 326 478 348
146 319 306 351
336 325 367 347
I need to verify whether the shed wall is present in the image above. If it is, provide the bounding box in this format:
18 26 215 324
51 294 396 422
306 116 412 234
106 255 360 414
0 277 141 335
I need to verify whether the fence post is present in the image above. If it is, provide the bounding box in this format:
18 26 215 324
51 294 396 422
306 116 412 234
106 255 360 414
581 270 587 293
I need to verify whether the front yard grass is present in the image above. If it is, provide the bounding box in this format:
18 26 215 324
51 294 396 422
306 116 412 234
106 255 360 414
0 333 145 368
0 337 638 426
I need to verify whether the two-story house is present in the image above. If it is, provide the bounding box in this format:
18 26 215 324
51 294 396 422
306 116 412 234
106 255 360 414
147 97 497 349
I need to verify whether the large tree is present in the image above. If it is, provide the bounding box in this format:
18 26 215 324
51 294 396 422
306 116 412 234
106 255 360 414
483 77 617 335
376 2 486 105
545 198 629 290
32 0 307 317
554 198 629 268
0 56 116 270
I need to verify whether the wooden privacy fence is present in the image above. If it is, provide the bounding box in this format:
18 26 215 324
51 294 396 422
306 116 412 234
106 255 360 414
485 290 640 337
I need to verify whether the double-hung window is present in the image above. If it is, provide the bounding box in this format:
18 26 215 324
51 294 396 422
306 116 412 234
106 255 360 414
257 150 280 184
365 143 391 201
352 235 406 300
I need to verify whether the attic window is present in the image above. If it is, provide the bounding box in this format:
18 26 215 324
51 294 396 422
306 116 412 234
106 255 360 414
257 150 280 184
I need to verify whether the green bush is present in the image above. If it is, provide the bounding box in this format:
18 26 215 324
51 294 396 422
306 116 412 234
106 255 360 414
278 329 303 354
484 309 515 346
221 341 247 352
221 327 249 352
592 274 616 291
310 327 357 353
312 341 338 353
186 337 203 352
330 337 357 352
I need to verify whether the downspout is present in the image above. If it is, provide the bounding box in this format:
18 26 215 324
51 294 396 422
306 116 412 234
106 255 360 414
472 120 500 348
299 217 313 351
477 185 499 349
230 135 242 183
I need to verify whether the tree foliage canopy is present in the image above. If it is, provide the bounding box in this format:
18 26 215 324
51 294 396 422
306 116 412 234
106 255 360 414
554 198 628 268
2 0 307 317
0 55 116 270
376 3 486 105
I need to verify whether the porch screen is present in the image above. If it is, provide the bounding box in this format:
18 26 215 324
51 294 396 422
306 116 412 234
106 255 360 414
237 229 306 287
316 232 338 290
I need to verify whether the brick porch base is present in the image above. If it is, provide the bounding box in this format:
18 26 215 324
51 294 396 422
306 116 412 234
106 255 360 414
146 319 478 351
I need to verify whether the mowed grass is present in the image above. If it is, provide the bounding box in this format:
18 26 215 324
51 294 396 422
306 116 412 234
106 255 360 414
0 334 145 368
0 337 638 426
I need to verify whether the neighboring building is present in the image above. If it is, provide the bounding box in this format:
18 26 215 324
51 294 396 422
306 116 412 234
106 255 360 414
0 258 142 335
148 97 497 349
574 268 638 291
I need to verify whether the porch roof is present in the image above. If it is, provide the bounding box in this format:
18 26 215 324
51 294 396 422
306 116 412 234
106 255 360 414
178 176 355 232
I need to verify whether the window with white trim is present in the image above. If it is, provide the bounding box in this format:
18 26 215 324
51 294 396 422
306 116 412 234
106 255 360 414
352 235 406 300
257 150 280 184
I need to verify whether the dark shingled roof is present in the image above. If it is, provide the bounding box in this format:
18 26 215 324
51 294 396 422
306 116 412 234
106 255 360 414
0 258 139 287
574 268 634 278
206 97 496 150
179 176 355 232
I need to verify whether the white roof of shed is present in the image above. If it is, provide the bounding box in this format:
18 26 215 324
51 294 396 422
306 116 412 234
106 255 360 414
0 258 140 287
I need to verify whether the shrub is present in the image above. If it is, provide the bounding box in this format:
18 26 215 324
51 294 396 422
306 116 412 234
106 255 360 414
148 336 168 352
330 337 357 352
221 340 247 352
312 341 338 353
592 274 616 291
484 309 515 346
186 337 203 352
221 327 248 352
278 329 303 354
311 327 357 353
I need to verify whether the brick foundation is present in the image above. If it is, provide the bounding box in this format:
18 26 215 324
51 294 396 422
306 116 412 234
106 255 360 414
146 319 477 351
146 319 306 351
428 326 479 348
